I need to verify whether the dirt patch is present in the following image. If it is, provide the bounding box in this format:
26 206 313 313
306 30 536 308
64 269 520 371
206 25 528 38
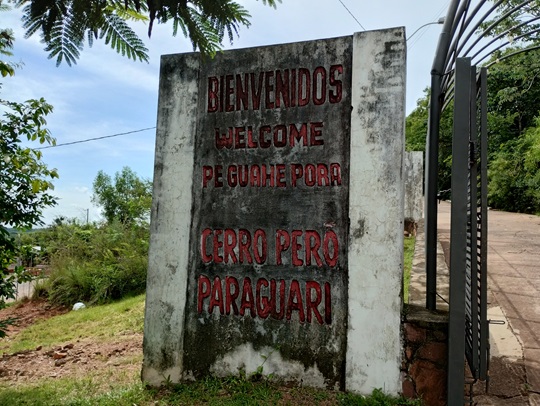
0 299 142 386
0 336 142 385
0 298 68 338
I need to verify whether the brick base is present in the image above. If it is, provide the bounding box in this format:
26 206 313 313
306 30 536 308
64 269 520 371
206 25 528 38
401 304 449 405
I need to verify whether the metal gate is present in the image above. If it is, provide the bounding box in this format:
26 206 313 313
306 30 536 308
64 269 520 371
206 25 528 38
447 57 489 404
424 0 540 403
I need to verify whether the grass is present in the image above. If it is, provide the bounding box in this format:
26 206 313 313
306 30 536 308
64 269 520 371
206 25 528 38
0 375 421 405
0 248 422 405
403 236 416 303
4 294 145 354
0 376 147 406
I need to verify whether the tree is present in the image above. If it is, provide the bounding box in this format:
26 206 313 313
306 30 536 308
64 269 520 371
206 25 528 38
481 0 540 41
1 11 58 336
489 124 540 213
0 2 18 77
92 166 152 225
405 89 454 194
405 89 429 153
487 47 540 139
483 47 540 213
13 0 280 66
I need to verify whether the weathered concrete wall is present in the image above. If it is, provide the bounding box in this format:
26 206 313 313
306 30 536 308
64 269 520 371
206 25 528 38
142 53 200 385
404 151 424 222
143 28 405 396
184 36 352 390
346 29 405 395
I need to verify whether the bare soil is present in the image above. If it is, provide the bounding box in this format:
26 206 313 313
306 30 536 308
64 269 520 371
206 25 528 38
0 299 142 386
0 298 68 337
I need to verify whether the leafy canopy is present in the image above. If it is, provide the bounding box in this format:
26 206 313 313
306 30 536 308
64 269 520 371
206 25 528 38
1 5 58 336
92 166 152 225
13 0 280 66
406 44 540 213
481 0 540 41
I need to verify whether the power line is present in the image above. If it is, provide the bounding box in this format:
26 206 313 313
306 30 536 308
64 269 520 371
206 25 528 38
336 0 366 31
408 2 449 50
37 126 156 150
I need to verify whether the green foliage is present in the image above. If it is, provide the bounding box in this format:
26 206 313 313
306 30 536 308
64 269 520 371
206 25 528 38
1 14 58 336
338 388 422 405
92 166 152 225
483 47 540 213
0 380 148 406
42 221 149 307
1 2 22 76
406 45 540 213
158 374 283 405
0 378 422 406
0 29 17 77
403 236 416 304
14 0 281 65
405 90 453 193
18 0 149 66
481 1 540 41
0 97 58 229
405 89 429 152
489 123 540 213
486 48 540 139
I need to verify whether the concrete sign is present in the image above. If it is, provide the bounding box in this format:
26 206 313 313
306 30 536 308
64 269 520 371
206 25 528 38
143 28 405 395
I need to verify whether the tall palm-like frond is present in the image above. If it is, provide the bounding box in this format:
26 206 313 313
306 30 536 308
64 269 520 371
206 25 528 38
147 0 252 56
14 0 280 65
18 0 148 66
100 12 149 62
0 28 17 77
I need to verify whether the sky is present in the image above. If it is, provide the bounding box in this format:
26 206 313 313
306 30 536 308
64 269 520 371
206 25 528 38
2 0 451 225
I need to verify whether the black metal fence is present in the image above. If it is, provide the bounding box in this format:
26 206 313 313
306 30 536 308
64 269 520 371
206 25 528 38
423 1 540 404
447 58 489 403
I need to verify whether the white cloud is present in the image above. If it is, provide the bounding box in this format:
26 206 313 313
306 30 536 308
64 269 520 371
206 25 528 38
4 0 450 226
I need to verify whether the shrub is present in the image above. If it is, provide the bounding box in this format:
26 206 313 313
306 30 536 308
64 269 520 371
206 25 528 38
43 221 149 306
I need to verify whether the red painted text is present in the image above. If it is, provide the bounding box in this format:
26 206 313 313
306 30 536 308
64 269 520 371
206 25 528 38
197 275 332 325
200 228 339 267
202 163 342 188
207 65 343 112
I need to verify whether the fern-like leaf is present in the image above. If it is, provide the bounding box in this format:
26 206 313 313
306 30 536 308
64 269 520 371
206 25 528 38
99 12 149 62
106 2 148 23
42 16 84 67
14 0 281 63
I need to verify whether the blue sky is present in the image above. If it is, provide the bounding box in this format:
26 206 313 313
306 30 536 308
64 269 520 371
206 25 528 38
2 0 451 225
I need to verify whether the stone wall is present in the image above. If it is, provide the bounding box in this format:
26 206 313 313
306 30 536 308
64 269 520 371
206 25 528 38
401 304 448 405
403 218 450 404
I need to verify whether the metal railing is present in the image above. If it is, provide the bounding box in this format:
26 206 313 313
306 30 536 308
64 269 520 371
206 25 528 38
424 1 540 404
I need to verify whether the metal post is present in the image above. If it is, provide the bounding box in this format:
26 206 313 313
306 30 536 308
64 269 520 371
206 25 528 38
425 0 461 310
467 65 479 376
447 57 471 406
479 67 489 380
425 74 442 311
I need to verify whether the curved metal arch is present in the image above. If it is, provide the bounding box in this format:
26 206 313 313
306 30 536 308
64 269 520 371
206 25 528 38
425 0 540 314
469 15 540 61
458 0 535 58
441 0 538 94
484 42 540 67
443 0 498 73
473 26 540 64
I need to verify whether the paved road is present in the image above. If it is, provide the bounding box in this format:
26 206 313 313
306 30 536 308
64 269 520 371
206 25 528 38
438 201 540 404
